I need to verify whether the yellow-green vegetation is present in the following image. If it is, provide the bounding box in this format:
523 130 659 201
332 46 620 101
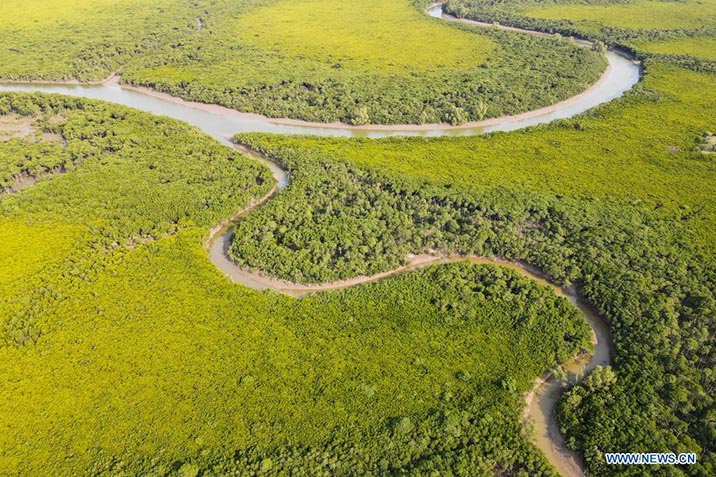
524 0 716 31
4 0 716 475
445 0 716 73
632 36 716 60
0 0 195 80
0 0 606 124
3 0 134 26
0 221 84 291
233 63 716 475
0 93 591 475
236 0 494 70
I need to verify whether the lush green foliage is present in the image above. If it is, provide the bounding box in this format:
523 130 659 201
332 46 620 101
0 0 606 125
0 0 201 81
0 117 65 192
127 22 605 126
0 93 273 243
235 0 495 71
445 0 716 68
524 0 716 31
4 1 716 475
233 62 716 475
0 94 590 475
632 36 716 60
229 141 578 284
235 63 716 249
0 92 274 345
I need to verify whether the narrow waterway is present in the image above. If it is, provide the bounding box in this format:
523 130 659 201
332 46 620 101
208 144 613 477
0 5 626 476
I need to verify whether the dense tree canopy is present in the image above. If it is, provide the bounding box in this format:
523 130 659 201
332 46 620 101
232 60 716 475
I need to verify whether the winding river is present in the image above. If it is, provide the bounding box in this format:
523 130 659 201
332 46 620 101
0 4 635 476
0 6 639 139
